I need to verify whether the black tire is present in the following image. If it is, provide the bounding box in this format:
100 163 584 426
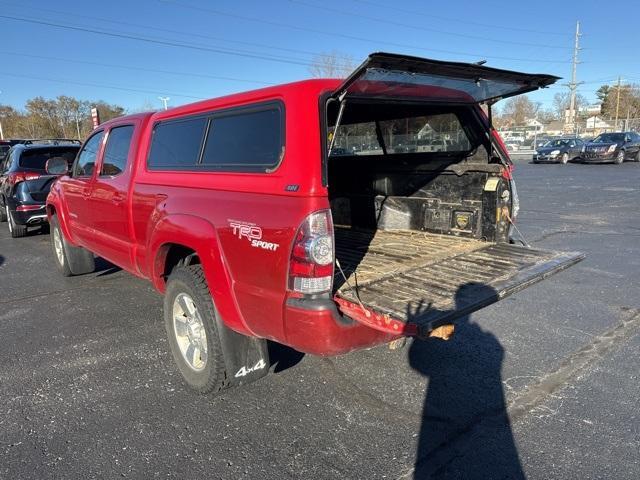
635 150 640 162
50 215 95 276
164 264 228 394
6 204 28 238
615 150 625 164
50 215 72 276
0 197 6 223
560 152 569 164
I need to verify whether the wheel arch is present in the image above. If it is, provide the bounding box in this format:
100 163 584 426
148 214 252 336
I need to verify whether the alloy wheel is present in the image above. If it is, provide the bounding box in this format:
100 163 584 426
172 293 208 371
53 228 64 266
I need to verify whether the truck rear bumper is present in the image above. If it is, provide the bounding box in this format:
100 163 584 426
283 297 400 355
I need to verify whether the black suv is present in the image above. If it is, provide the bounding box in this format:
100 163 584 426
0 143 79 237
582 132 640 164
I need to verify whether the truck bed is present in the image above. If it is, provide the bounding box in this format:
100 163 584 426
334 227 584 330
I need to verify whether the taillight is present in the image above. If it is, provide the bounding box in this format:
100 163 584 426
16 205 43 212
501 164 514 180
8 172 41 187
288 210 334 295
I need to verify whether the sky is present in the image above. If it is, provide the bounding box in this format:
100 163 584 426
0 0 638 113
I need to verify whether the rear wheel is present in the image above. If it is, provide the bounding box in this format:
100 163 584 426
164 264 228 394
615 150 625 164
560 152 569 164
6 205 28 238
0 198 6 222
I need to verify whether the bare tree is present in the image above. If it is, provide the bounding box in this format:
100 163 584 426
309 51 356 78
601 83 640 119
499 96 541 125
553 91 587 119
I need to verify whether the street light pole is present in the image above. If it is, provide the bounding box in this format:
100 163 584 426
158 96 170 111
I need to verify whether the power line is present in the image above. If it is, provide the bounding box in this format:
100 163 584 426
0 50 274 86
0 71 206 100
346 0 569 36
153 1 572 64
0 14 323 69
287 0 573 49
0 1 573 66
0 0 353 65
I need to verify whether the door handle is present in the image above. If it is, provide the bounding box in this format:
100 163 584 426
113 193 125 204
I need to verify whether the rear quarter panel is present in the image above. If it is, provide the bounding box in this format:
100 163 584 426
131 84 330 342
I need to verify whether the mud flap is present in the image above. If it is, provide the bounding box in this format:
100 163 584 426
215 316 270 387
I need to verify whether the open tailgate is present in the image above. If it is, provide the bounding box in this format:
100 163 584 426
334 241 584 336
333 52 559 104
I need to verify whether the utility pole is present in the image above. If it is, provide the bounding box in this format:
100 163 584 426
158 96 170 111
0 90 3 140
566 21 583 135
625 107 630 131
614 76 622 131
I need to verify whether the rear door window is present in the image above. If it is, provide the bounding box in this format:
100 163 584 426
101 125 134 176
201 106 283 171
73 131 104 177
148 117 207 169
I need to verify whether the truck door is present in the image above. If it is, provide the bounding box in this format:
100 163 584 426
64 130 105 244
85 123 136 270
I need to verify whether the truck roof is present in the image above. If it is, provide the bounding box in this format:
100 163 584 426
95 79 341 130
151 79 342 123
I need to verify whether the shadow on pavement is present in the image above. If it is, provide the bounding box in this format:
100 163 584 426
268 341 305 373
409 283 524 479
94 257 123 277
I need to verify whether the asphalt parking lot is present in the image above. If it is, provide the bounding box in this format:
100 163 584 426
1 160 639 479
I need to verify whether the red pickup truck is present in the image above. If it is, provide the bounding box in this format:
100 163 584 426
46 53 584 394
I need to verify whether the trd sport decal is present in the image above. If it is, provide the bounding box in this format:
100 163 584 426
228 220 280 252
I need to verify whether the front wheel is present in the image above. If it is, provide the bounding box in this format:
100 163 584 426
49 215 95 276
164 265 228 394
615 150 625 164
560 152 569 164
51 215 72 276
635 150 640 162
0 198 6 222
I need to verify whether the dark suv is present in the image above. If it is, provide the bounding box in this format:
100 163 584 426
0 143 79 237
582 132 640 164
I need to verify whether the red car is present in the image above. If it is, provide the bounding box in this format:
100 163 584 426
46 53 583 394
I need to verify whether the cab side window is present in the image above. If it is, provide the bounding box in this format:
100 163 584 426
101 125 134 176
73 131 104 177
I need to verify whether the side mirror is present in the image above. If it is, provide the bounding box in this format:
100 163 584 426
624 136 631 143
45 157 69 175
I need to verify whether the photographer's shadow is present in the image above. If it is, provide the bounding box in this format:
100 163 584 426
408 283 525 479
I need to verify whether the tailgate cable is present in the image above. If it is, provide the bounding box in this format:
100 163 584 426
503 209 530 248
335 259 372 318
